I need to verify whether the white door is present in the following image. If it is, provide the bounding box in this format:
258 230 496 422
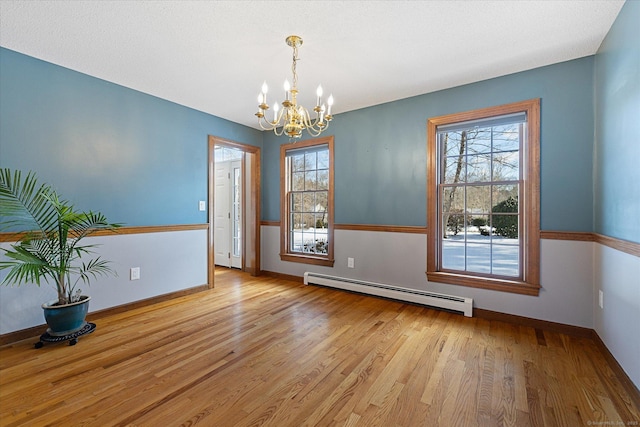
214 161 231 267
214 159 243 268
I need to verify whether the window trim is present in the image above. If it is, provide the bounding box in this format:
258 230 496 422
427 99 540 296
280 136 335 267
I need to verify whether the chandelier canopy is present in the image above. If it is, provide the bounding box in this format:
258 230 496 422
255 35 333 140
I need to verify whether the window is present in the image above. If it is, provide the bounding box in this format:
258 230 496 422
280 136 334 266
427 99 540 295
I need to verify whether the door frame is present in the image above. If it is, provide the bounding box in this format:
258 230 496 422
208 136 261 288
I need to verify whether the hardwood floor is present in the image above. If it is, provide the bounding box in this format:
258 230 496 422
1 268 638 426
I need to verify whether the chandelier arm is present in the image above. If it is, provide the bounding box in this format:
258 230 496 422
257 119 277 131
301 112 322 137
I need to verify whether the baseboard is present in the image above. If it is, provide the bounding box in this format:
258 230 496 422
0 284 209 347
590 330 640 411
0 324 45 347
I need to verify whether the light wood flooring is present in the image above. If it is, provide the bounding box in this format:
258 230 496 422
1 268 638 426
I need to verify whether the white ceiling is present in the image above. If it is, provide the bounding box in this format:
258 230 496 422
0 1 625 130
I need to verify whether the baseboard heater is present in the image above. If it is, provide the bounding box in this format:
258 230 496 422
303 272 473 317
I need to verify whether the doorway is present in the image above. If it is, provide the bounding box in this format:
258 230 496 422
214 152 242 268
208 136 261 288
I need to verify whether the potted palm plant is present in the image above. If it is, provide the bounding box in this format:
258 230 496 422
0 169 121 338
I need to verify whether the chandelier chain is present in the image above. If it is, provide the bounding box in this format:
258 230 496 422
291 43 298 90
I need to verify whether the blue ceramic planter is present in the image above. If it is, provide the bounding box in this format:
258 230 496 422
42 296 91 336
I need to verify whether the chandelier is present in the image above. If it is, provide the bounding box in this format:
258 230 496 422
255 35 333 139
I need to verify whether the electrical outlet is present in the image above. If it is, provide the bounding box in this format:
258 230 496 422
599 290 603 309
130 267 140 281
347 257 355 268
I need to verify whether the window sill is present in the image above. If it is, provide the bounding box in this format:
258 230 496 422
280 253 335 267
426 271 540 296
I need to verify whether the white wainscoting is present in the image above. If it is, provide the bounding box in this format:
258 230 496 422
261 225 594 328
0 229 208 335
594 243 640 389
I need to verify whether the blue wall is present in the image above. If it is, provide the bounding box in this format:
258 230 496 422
263 57 595 231
1 46 598 233
0 48 262 226
594 0 640 244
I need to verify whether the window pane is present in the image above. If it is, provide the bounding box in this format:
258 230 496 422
317 150 329 169
492 151 519 181
491 243 519 276
442 132 464 157
314 213 327 229
291 192 302 212
292 172 305 191
292 155 305 172
305 171 316 190
442 240 465 270
301 231 312 252
492 124 520 152
316 191 328 211
466 128 492 155
467 153 491 183
315 229 328 254
492 185 518 208
317 169 329 190
492 213 519 239
305 152 317 170
442 186 465 238
470 214 491 236
302 193 315 213
466 242 491 274
444 155 466 184
442 186 464 212
467 185 491 214
292 213 302 230
303 212 315 229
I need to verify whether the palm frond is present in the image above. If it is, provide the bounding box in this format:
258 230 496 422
75 258 117 286
0 244 55 286
0 169 58 234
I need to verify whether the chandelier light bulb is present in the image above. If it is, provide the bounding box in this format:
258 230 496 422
327 94 334 115
261 81 268 105
284 79 290 101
